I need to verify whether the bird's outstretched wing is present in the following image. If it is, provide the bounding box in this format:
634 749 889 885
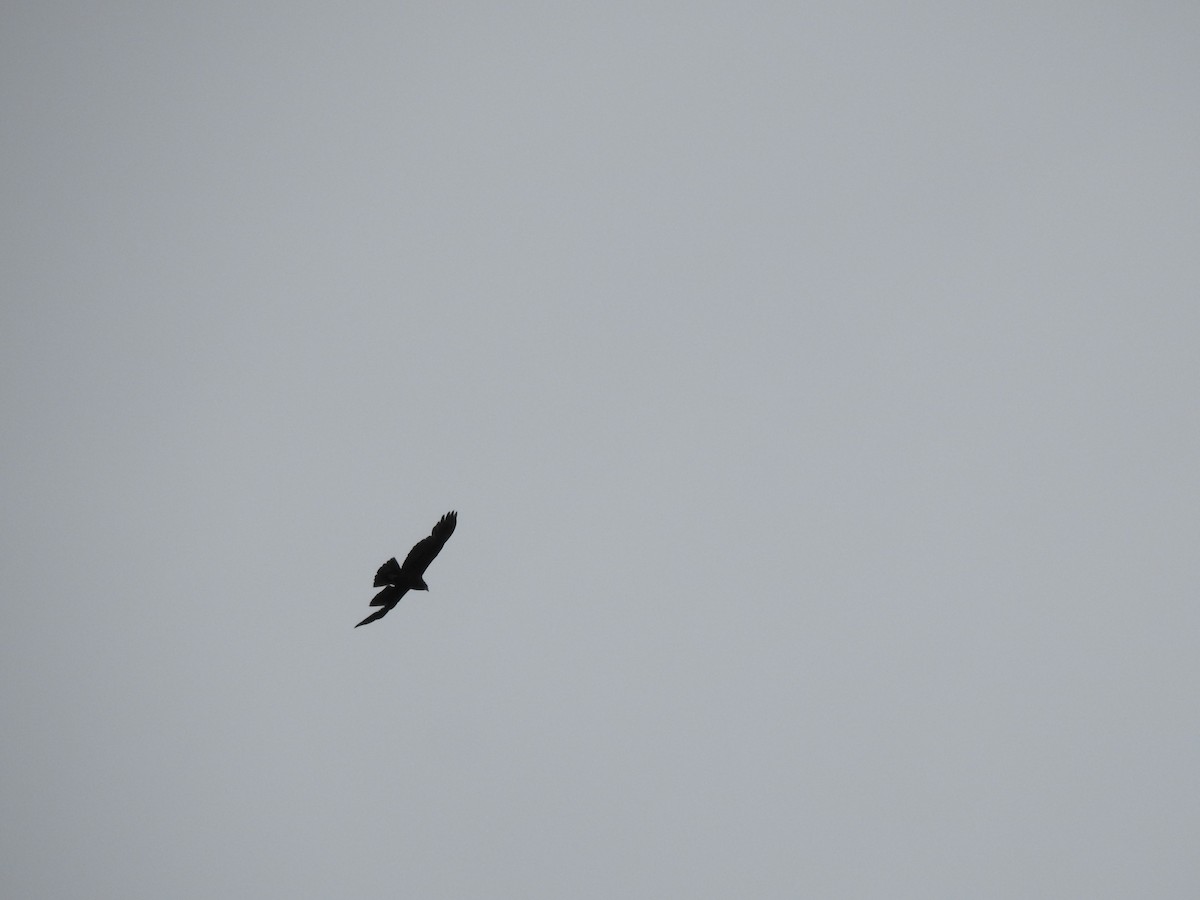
374 557 402 587
357 587 406 626
355 606 391 628
369 585 406 608
399 510 458 579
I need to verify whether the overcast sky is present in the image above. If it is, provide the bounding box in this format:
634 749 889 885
3 3 1198 897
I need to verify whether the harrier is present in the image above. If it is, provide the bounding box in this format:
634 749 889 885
355 511 457 628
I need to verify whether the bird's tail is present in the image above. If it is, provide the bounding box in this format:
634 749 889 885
374 557 402 587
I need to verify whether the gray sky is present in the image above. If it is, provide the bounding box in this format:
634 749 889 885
3 3 1198 897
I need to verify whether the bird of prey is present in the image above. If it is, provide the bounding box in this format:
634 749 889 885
355 511 458 628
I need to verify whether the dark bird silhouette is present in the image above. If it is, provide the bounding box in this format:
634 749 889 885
355 511 458 628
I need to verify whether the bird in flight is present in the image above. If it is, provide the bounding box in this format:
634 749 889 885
355 511 458 628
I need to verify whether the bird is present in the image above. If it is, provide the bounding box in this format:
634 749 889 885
355 511 458 628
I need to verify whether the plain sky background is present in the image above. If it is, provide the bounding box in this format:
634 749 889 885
3 3 1198 897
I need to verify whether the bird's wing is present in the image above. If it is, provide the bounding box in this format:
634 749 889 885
369 585 407 607
355 606 391 628
399 510 457 578
374 557 402 587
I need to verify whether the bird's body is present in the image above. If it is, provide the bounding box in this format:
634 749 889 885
355 511 457 628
